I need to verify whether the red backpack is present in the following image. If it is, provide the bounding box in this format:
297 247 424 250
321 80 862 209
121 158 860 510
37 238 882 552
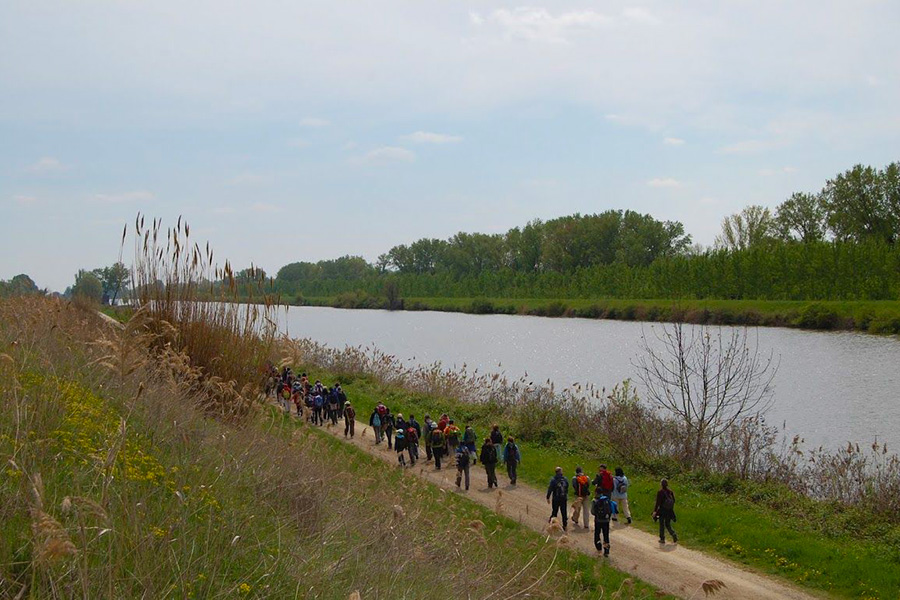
601 470 614 491
575 474 590 497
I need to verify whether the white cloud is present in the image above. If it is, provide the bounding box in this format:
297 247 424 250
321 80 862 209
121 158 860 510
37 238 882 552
469 11 484 26
663 137 686 146
401 131 462 144
299 117 329 128
647 177 682 188
361 146 415 164
28 156 67 174
485 7 612 44
92 190 155 203
12 195 37 205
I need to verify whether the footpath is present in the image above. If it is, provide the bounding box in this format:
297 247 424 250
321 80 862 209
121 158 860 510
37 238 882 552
307 414 824 600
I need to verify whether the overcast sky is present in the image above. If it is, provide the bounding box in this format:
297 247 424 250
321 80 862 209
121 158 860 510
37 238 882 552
2 1 899 291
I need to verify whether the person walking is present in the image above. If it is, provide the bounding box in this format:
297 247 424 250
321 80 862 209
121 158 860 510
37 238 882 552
546 467 569 531
653 479 678 544
444 420 461 456
502 437 520 485
343 401 356 438
422 415 434 462
454 445 471 491
489 424 504 447
327 388 341 425
406 424 419 466
409 414 421 439
383 409 395 449
369 408 383 444
591 488 614 557
593 463 614 498
611 467 632 524
462 425 477 464
571 466 592 529
479 439 499 488
395 427 408 467
429 423 445 470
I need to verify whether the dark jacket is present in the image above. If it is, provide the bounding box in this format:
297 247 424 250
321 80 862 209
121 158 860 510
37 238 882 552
490 429 504 445
479 442 498 466
547 474 569 500
502 442 520 464
654 488 676 518
409 418 421 438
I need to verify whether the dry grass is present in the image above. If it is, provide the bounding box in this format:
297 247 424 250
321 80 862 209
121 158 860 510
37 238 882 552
0 295 661 599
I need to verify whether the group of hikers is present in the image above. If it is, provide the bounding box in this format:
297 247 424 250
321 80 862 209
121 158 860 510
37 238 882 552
267 364 678 558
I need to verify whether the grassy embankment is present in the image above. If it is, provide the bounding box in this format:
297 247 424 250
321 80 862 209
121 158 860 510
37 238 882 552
301 295 900 335
287 366 900 600
0 297 665 599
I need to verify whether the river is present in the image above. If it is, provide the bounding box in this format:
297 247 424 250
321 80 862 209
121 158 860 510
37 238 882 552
276 306 900 451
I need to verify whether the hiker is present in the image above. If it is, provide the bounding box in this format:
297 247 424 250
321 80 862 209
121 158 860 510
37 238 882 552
437 413 449 431
406 424 419 466
591 487 614 557
408 414 421 439
395 413 408 437
292 387 303 417
489 424 504 447
395 427 408 467
444 420 461 456
611 467 632 524
502 436 520 485
369 408 383 444
280 384 292 413
327 387 341 425
462 425 477 464
312 392 325 425
383 408 396 449
546 466 569 531
343 401 356 438
430 423 445 470
593 464 614 498
653 479 678 544
422 415 434 461
455 445 471 490
300 373 310 396
479 439 498 488
571 466 592 529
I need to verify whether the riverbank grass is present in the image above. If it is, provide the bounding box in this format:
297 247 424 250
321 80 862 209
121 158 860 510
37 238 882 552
291 367 900 599
301 296 900 334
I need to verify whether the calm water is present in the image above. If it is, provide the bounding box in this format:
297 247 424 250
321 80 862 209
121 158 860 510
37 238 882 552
276 306 900 451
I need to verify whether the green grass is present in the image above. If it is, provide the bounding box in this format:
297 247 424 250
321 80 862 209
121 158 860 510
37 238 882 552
293 367 900 599
301 295 900 334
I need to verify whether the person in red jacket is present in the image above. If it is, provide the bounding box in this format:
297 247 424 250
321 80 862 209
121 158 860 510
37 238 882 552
592 463 614 498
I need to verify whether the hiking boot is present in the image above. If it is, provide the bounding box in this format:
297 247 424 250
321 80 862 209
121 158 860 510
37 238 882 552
672 534 678 543
659 539 665 544
626 517 632 524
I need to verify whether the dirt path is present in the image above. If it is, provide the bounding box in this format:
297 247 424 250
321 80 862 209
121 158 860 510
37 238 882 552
301 411 824 600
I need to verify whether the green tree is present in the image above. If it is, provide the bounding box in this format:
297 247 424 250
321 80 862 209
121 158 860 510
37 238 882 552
774 193 826 243
0 274 40 297
821 164 895 243
71 270 103 303
92 262 130 304
715 205 775 250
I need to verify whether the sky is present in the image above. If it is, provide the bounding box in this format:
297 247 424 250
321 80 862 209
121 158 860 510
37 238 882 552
2 1 899 292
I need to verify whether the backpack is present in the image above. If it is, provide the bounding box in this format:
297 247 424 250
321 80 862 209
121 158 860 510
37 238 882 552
407 428 418 445
314 395 324 408
372 413 381 427
376 404 387 417
446 428 460 444
456 450 470 468
615 476 628 494
575 474 590 497
592 496 612 521
463 429 475 444
481 445 497 464
345 407 356 419
553 476 568 499
430 430 444 446
600 470 614 491
661 490 675 512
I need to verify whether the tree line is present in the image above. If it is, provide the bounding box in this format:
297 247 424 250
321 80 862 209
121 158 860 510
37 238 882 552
267 161 900 302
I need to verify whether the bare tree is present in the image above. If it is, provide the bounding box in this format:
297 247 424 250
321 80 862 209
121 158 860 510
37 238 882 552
634 323 778 466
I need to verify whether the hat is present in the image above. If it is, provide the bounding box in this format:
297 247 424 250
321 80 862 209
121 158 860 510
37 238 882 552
429 422 437 429
344 400 351 406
